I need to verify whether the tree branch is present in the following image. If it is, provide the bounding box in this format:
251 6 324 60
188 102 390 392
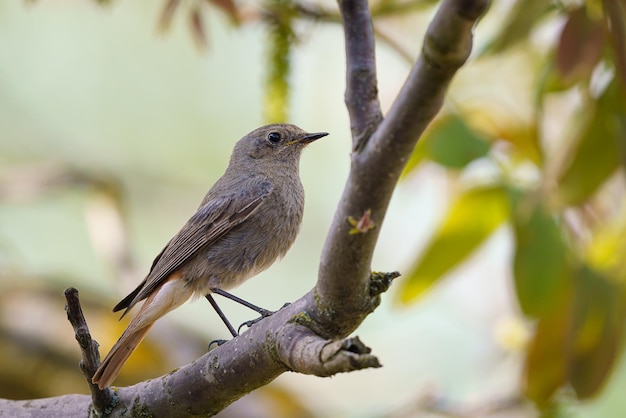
0 0 489 415
338 0 384 150
0 292 383 417
317 0 489 335
277 324 381 376
64 287 114 412
371 0 489 170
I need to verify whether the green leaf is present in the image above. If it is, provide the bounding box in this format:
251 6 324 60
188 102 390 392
536 59 572 98
523 278 573 406
512 197 571 317
557 81 626 206
398 185 509 304
482 0 555 55
524 266 626 404
403 114 490 176
568 267 626 399
424 115 491 169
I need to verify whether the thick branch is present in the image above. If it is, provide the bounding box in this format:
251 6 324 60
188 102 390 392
370 0 490 170
2 292 382 417
0 395 93 418
317 0 489 335
276 324 380 376
2 1 489 415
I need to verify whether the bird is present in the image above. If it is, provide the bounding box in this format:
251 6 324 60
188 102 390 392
91 124 328 389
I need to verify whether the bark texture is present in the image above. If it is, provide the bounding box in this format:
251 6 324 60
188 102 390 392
0 0 490 416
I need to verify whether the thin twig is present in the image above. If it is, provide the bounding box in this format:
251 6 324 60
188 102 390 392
338 0 384 150
64 287 114 412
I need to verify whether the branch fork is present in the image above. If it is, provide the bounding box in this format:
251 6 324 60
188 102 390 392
0 0 489 415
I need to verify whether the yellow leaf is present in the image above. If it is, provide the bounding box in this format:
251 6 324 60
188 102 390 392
585 220 626 280
398 185 509 304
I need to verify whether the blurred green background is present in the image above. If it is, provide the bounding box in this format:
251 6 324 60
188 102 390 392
1 1 626 417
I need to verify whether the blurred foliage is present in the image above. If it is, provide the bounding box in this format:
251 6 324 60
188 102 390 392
400 185 509 303
263 0 296 123
155 0 295 122
0 172 315 416
511 194 570 318
396 0 626 412
4 0 626 416
0 276 170 398
556 80 625 205
483 0 555 55
0 282 315 416
403 114 491 171
156 0 240 49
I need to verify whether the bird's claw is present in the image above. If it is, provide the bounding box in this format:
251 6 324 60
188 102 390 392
237 314 271 334
208 339 229 350
236 302 292 333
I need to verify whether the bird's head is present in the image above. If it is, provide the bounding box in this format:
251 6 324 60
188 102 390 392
231 124 328 166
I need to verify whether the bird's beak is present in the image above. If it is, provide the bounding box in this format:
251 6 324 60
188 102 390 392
287 131 329 146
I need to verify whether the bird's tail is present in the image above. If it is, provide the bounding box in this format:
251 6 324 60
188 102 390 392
92 275 192 389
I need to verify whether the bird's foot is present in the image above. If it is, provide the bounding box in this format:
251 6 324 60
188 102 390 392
208 339 229 350
237 315 269 334
237 302 291 333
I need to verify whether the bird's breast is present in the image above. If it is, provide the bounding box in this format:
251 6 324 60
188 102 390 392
184 177 305 292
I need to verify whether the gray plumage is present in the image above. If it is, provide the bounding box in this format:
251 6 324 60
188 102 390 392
92 123 327 389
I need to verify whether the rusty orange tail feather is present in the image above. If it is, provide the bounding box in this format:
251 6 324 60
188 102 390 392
92 275 193 389
92 322 154 389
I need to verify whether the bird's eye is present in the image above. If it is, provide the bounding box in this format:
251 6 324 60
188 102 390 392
267 132 281 144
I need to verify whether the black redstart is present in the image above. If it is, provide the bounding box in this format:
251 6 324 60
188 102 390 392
92 124 328 389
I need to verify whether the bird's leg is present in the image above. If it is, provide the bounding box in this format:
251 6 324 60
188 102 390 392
205 294 237 348
211 288 273 316
210 288 290 333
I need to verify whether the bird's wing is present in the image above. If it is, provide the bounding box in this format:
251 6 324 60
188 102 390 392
113 180 273 314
